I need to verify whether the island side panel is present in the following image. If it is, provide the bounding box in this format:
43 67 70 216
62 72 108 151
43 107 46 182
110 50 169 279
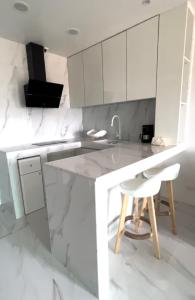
95 181 109 300
44 165 102 298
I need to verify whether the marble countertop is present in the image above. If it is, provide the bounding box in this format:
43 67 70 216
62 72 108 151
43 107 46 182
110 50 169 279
45 141 185 180
0 138 80 153
0 137 185 181
0 137 111 154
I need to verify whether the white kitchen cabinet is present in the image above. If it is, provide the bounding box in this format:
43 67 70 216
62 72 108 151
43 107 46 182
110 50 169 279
68 53 85 107
18 156 42 175
127 16 159 101
83 44 103 106
155 3 193 145
18 156 45 214
102 32 126 103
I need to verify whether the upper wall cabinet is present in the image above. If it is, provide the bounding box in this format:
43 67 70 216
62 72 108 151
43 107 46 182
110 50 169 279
83 44 103 106
127 16 159 101
102 32 126 103
68 53 85 108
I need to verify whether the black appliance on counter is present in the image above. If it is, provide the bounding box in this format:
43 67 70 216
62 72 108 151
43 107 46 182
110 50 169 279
24 42 64 108
141 125 154 143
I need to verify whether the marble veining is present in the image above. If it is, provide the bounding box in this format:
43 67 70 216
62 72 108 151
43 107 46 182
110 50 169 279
109 202 195 300
44 141 184 299
0 202 26 239
0 225 96 300
82 99 155 142
46 141 182 180
0 140 81 218
44 168 99 296
0 202 194 300
0 37 82 148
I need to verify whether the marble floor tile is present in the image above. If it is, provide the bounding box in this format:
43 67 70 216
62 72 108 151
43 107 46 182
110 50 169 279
109 202 195 300
0 225 96 300
26 208 51 250
0 202 194 300
0 202 27 239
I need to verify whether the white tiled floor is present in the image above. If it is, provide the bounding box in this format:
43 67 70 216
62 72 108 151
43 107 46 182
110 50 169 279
0 225 96 300
0 202 195 300
0 202 27 239
109 202 195 300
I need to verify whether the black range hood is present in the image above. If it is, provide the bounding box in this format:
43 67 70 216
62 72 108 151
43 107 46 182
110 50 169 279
24 43 64 108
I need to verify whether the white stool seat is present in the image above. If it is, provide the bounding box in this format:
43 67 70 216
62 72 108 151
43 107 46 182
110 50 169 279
143 164 180 182
116 174 162 259
120 176 161 198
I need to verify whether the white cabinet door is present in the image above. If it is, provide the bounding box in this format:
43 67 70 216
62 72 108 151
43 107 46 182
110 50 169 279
127 16 159 101
68 53 85 107
155 3 187 145
18 156 41 175
102 32 126 103
20 171 45 214
83 44 103 106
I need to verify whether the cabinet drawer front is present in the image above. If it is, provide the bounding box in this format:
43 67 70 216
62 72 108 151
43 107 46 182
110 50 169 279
21 171 45 214
18 156 41 175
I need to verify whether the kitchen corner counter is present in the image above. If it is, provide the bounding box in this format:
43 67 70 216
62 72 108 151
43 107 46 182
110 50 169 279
43 140 185 300
45 141 185 182
0 139 82 220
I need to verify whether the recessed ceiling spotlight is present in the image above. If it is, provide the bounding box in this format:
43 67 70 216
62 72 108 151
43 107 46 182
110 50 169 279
66 28 80 36
14 1 29 12
142 0 151 5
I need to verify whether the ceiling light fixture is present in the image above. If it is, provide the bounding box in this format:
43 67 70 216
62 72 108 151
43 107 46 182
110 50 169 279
66 28 80 36
142 0 151 5
13 1 29 12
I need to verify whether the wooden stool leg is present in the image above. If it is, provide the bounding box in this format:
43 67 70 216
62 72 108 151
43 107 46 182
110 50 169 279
133 197 139 232
138 197 148 228
147 196 160 259
156 193 161 214
166 181 177 235
115 194 129 254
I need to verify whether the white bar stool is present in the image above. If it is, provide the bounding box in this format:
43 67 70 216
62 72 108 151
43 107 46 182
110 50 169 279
143 163 180 235
115 176 162 259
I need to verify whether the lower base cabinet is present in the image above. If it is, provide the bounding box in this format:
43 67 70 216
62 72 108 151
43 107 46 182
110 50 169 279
18 156 45 214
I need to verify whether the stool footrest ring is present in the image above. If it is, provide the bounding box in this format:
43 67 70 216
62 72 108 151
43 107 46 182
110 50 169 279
160 200 170 207
124 215 151 240
156 200 171 216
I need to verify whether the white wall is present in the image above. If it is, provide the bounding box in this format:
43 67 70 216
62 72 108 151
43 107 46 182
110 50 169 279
0 37 82 147
162 36 195 206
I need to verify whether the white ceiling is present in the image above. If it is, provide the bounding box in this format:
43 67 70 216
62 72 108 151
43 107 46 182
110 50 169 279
0 0 194 57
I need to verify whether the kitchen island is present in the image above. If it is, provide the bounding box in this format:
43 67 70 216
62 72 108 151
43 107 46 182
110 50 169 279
43 141 184 300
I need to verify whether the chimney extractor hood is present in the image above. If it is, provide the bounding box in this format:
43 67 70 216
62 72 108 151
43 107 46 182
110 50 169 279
24 42 64 108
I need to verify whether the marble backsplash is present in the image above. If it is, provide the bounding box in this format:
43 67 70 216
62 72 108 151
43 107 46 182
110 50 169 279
0 37 82 147
82 99 155 142
0 36 155 147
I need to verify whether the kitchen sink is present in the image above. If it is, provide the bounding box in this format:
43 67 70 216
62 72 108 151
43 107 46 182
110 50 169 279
106 140 119 144
33 140 69 146
93 139 121 145
47 147 101 162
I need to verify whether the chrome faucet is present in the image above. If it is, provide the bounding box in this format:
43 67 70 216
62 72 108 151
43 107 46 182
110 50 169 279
111 114 121 140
